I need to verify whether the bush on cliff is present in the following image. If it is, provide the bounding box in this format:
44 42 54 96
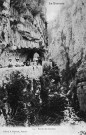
0 71 40 125
40 64 67 124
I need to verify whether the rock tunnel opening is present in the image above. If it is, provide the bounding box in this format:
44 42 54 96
17 48 45 65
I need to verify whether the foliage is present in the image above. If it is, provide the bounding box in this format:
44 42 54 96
41 64 60 95
4 71 28 124
0 65 68 126
39 64 67 124
0 71 42 126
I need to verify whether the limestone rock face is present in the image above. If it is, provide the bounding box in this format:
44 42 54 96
48 0 86 71
48 0 86 112
0 0 47 67
76 61 86 112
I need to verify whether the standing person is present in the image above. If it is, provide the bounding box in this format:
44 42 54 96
8 58 12 67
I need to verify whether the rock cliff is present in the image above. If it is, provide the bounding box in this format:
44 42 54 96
48 0 86 71
49 0 86 112
48 0 86 112
0 0 47 67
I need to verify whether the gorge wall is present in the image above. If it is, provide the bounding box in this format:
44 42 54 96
48 0 86 70
0 0 47 67
0 0 49 125
48 0 86 112
0 0 48 85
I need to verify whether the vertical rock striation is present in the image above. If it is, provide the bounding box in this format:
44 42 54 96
48 0 86 112
48 0 86 70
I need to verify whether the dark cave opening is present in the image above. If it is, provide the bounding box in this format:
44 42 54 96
16 48 45 65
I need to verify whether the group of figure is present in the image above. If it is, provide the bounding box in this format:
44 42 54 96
8 53 42 68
